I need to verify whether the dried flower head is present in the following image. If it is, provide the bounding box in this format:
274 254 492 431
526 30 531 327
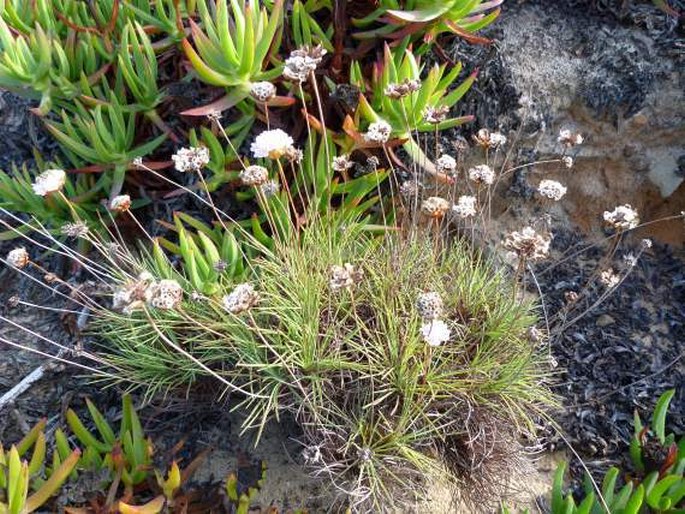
283 45 326 82
250 81 277 103
599 268 620 288
562 156 574 168
206 109 222 122
416 291 444 320
250 129 295 159
384 78 421 99
452 195 477 218
603 204 639 231
302 445 322 465
132 157 144 168
363 120 392 144
640 238 652 249
222 283 260 314
240 165 269 186
260 180 280 197
109 194 131 213
564 291 579 304
473 129 507 149
61 221 89 238
112 272 155 313
32 169 66 196
436 154 457 175
423 105 449 124
329 263 363 292
400 180 421 198
284 146 303 163
145 279 183 310
537 179 567 201
44 273 59 283
421 320 451 347
503 226 551 262
7 295 20 308
527 327 544 344
213 260 228 273
332 155 354 173
6 248 29 269
623 253 638 268
421 197 450 219
557 128 584 147
468 164 495 186
172 146 210 173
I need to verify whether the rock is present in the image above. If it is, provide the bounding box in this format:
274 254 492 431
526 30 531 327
596 314 616 327
450 0 685 246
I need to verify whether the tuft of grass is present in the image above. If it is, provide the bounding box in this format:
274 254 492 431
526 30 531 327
94 213 556 510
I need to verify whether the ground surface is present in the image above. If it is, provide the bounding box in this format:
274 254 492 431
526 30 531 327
1 0 684 512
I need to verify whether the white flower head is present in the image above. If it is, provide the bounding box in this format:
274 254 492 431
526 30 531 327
144 279 183 310
421 320 451 347
452 195 477 218
6 248 29 269
468 164 495 186
421 197 450 218
109 194 131 213
562 156 574 168
240 165 269 186
330 263 363 292
332 155 354 172
424 105 449 124
222 283 260 314
32 169 66 196
558 128 584 147
473 128 507 149
603 204 639 231
250 129 295 159
537 179 567 201
599 268 620 288
260 180 280 197
283 45 326 82
250 81 277 103
363 120 392 144
641 238 652 249
503 226 551 262
172 146 210 172
436 154 457 175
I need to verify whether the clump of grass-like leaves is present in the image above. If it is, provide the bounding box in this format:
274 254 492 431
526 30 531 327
94 213 554 510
